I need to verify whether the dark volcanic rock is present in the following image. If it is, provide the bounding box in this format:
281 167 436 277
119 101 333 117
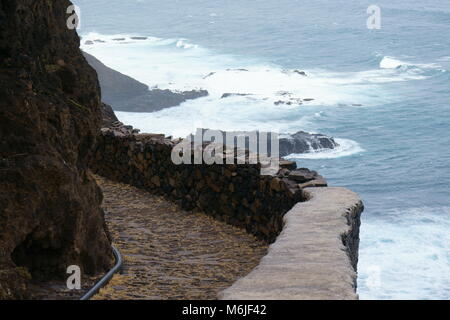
192 129 338 158
279 131 339 157
288 168 328 188
117 88 209 113
83 52 209 113
293 70 307 76
82 52 150 105
221 93 252 99
101 103 119 127
0 0 113 299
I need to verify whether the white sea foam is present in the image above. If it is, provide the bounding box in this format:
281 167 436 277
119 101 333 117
176 39 198 49
380 56 441 70
80 34 437 160
80 33 439 111
380 56 407 69
358 206 450 300
284 138 364 159
115 95 310 139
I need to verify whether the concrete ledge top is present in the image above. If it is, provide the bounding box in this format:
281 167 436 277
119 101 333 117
219 187 363 300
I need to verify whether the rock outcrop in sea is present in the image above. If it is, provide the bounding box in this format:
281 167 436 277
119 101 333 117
83 52 208 113
185 129 339 158
0 0 113 299
279 131 339 157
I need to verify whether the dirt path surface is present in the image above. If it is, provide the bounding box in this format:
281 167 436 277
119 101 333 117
93 176 268 300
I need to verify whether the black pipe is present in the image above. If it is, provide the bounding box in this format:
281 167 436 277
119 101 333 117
80 245 123 300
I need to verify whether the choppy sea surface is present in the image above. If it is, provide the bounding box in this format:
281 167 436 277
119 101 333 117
73 0 450 299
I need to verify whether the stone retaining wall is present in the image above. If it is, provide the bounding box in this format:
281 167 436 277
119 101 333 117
92 127 325 242
91 125 364 299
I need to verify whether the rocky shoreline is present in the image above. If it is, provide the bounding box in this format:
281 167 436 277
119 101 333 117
88 51 340 156
83 52 209 113
104 117 340 158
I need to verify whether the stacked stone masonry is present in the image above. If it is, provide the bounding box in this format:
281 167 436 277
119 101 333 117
92 126 324 243
92 125 364 299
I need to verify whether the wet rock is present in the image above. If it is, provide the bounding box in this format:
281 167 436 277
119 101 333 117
293 70 307 76
274 98 303 106
184 129 337 158
221 93 252 99
203 72 216 79
279 131 339 157
226 68 249 72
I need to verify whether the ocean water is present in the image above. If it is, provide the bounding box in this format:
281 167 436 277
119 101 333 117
73 0 450 299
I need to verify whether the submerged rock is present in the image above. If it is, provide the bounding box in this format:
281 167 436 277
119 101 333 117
293 70 307 76
203 72 216 79
221 93 252 99
279 131 339 157
226 68 249 72
274 98 303 106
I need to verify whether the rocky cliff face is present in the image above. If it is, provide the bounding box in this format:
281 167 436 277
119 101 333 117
0 0 113 299
82 52 150 105
83 52 209 113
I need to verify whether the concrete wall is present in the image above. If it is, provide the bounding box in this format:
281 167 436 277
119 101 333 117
219 187 364 300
